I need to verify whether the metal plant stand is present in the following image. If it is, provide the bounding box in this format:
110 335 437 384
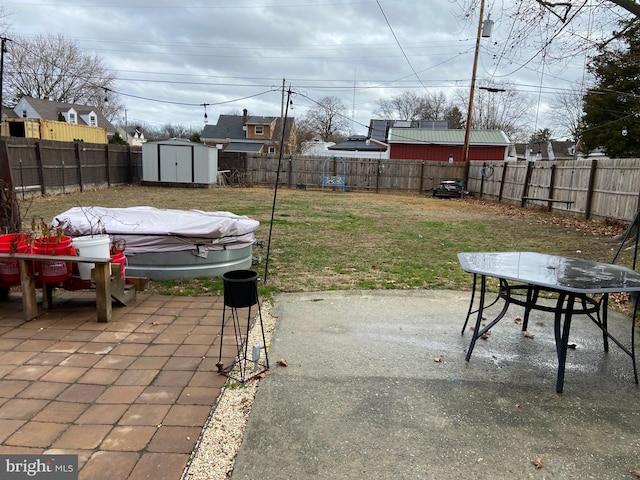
217 270 269 383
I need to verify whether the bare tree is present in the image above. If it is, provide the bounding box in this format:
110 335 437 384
457 1 640 21
126 122 198 142
373 91 423 120
454 1 639 69
0 6 10 36
373 90 461 126
455 81 534 141
5 34 123 120
537 0 640 19
548 82 586 140
302 96 350 142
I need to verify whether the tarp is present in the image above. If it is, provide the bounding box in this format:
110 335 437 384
53 206 259 255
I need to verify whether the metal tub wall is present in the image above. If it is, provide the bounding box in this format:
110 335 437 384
125 245 253 281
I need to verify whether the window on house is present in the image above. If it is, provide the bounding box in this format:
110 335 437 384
69 113 77 124
268 146 276 154
255 125 264 135
89 115 97 126
22 110 27 118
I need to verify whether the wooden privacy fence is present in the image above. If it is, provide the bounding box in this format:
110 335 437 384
238 154 466 194
4 138 142 196
238 154 640 223
466 158 640 222
5 143 640 224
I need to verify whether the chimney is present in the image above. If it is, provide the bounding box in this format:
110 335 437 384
242 108 248 126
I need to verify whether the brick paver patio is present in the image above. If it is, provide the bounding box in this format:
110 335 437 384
0 289 239 480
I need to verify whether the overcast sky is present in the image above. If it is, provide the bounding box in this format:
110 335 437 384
2 0 612 138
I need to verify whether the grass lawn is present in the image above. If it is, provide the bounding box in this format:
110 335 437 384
18 185 631 302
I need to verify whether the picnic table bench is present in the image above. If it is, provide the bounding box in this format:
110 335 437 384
0 252 136 322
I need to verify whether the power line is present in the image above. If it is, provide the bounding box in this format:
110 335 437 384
375 0 429 93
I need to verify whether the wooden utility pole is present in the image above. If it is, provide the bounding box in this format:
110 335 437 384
462 0 486 185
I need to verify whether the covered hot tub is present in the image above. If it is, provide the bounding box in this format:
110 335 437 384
53 206 259 281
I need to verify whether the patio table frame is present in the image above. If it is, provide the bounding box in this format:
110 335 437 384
458 251 640 393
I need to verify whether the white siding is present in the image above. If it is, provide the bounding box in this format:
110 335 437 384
13 98 40 119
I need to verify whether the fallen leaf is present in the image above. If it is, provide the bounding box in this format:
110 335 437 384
630 468 640 478
514 316 523 324
433 357 442 363
276 359 288 367
469 326 475 331
536 322 545 327
151 321 160 326
522 331 535 339
515 403 522 408
532 457 543 470
248 370 273 382
568 343 577 349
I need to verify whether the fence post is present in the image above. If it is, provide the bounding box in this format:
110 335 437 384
35 141 46 195
480 162 486 198
74 141 84 192
419 161 425 194
127 145 133 183
520 161 534 207
498 161 507 202
547 164 556 212
105 144 112 187
376 159 381 194
584 159 598 220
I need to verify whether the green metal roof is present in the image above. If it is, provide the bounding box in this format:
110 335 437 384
388 129 510 146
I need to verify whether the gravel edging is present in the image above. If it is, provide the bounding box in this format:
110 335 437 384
183 302 277 479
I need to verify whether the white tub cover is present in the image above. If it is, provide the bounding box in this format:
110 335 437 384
53 206 259 255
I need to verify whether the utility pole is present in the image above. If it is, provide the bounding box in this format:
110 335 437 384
462 0 489 184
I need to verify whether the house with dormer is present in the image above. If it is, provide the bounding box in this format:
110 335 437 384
201 108 295 155
1 96 116 144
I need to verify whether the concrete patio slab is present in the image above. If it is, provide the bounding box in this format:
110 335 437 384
232 290 640 480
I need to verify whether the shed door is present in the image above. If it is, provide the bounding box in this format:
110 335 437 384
159 145 193 183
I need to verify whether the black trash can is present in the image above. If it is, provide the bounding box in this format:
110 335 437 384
222 270 259 308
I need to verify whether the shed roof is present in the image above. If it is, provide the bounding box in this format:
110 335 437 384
225 142 264 153
389 129 509 146
144 138 212 147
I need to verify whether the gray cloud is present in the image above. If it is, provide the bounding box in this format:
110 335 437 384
6 0 594 137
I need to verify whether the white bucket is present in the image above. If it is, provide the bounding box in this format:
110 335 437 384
72 235 111 280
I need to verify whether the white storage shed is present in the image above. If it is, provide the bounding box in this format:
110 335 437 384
142 138 218 185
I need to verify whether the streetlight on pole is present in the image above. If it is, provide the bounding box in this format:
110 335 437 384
462 2 492 184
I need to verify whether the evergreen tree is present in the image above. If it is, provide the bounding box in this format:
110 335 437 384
581 20 640 158
109 132 128 145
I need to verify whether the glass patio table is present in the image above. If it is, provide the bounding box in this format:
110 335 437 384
458 251 640 393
